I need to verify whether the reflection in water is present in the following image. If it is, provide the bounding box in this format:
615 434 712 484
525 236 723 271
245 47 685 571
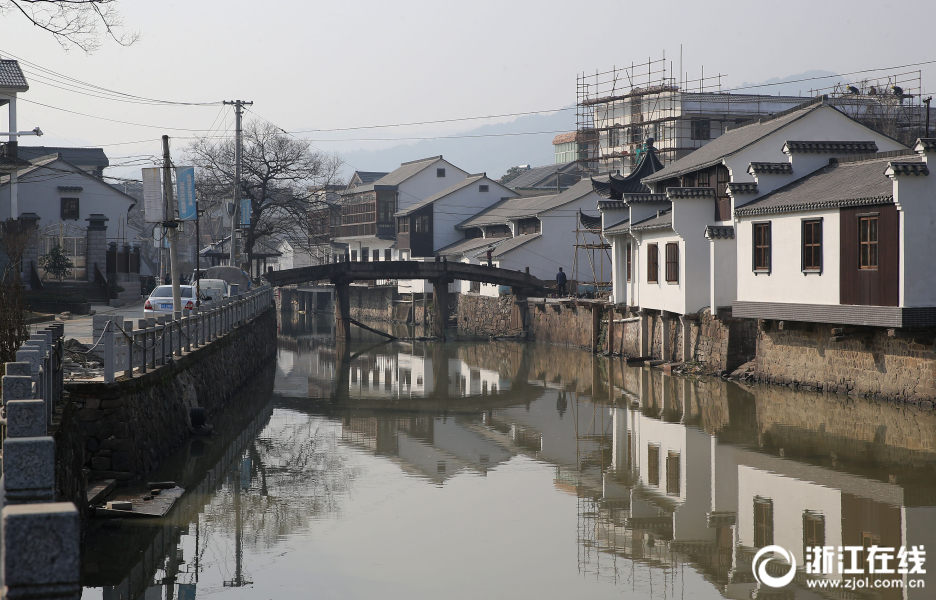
82 312 936 599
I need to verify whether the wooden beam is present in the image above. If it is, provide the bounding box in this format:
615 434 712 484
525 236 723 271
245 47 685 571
778 320 811 331
349 318 398 340
888 328 936 339
830 333 872 343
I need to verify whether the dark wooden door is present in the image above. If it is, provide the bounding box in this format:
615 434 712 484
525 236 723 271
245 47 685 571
840 204 899 306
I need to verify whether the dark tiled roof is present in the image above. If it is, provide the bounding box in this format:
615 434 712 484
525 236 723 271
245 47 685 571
622 193 669 203
603 218 630 235
727 182 758 194
667 187 715 198
580 211 602 231
436 236 502 257
487 234 541 259
782 141 878 154
644 100 824 183
915 138 936 152
457 179 595 228
734 154 922 217
630 209 673 232
0 60 28 91
705 226 735 240
591 143 665 199
350 171 389 185
17 146 109 168
887 161 929 176
507 161 581 189
597 199 627 209
748 162 792 175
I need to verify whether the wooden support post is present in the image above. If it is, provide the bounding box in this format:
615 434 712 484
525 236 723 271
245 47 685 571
639 309 650 358
334 279 351 341
661 313 672 362
432 279 449 340
606 308 615 353
679 315 692 362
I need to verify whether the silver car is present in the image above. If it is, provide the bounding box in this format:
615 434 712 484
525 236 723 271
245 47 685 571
144 285 201 317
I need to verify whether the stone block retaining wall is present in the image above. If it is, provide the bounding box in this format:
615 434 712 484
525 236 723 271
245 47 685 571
60 306 277 489
754 323 936 403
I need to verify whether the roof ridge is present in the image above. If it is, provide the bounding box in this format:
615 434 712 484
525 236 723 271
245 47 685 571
400 155 442 166
832 148 917 164
725 96 824 132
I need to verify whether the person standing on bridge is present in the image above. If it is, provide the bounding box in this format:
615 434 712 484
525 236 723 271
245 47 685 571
556 267 567 297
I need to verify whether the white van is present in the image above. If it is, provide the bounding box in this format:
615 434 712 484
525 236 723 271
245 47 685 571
196 279 229 303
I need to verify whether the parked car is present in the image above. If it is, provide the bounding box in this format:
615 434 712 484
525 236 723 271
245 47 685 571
144 285 201 317
196 278 229 303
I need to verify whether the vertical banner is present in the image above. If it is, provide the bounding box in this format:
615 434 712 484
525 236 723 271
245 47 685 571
142 168 164 223
175 166 196 221
240 198 251 226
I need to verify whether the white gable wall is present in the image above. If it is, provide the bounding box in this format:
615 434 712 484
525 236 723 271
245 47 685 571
432 179 516 252
396 159 468 211
893 168 936 307
671 197 713 313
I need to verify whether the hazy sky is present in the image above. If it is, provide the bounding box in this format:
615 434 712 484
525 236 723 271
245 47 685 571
3 0 935 177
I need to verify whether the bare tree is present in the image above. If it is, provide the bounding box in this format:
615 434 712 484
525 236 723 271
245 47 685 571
0 219 34 364
187 120 343 275
1 0 137 51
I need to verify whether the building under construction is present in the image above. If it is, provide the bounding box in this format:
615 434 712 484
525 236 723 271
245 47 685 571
576 57 929 175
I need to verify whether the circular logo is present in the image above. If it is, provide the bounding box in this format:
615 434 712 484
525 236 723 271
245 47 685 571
752 545 797 588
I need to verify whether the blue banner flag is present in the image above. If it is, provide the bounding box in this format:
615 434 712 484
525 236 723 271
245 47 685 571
175 166 197 221
240 198 251 226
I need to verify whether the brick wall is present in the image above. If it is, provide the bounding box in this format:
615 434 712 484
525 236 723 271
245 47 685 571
689 309 758 373
754 323 936 403
457 294 521 337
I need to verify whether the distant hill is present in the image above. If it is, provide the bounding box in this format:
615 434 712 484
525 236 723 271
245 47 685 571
338 108 576 181
335 70 838 181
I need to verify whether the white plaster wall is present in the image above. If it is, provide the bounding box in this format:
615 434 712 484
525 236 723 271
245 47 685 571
396 159 468 211
735 209 840 304
710 237 737 310
0 159 137 232
495 191 611 287
609 234 627 304
633 229 686 314
737 465 843 569
432 179 516 252
671 198 713 313
894 171 936 307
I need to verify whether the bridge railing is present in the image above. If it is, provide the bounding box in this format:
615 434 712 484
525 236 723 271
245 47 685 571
2 324 79 597
93 284 275 383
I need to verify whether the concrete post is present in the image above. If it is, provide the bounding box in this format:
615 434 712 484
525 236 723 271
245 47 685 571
2 436 55 503
85 214 109 284
6 400 46 438
661 313 672 362
638 310 651 358
334 279 351 341
2 503 81 600
679 315 692 363
103 321 115 383
431 279 449 340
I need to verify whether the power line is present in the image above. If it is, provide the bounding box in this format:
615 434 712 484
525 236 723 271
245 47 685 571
722 59 936 93
15 96 224 131
288 107 575 133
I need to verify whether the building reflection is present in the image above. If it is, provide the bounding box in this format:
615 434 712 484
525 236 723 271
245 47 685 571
84 318 936 599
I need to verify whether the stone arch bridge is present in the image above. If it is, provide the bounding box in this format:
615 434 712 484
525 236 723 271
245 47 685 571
264 259 548 339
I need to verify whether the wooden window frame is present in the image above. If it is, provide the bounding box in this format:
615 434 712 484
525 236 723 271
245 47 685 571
665 242 679 283
666 451 680 495
625 243 632 282
372 249 380 262
754 497 774 548
384 249 391 261
753 222 771 274
361 247 369 262
398 217 409 234
859 214 879 270
61 197 79 221
696 170 711 187
647 444 660 487
479 184 489 192
436 168 446 178
647 243 659 283
802 218 823 274
803 511 825 561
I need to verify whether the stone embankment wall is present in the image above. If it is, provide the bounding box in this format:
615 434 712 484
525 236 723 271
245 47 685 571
61 306 276 487
456 294 755 372
754 323 936 404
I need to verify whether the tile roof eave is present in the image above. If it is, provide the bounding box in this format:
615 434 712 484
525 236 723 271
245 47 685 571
734 194 894 217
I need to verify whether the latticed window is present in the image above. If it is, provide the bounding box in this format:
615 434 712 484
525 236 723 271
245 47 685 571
647 243 659 283
754 223 771 272
803 219 822 271
754 498 774 547
803 512 825 560
860 215 878 269
61 198 79 220
398 217 409 233
665 242 679 283
647 444 660 486
666 451 680 495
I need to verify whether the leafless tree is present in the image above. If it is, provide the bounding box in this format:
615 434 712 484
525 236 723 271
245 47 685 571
0 0 138 51
187 120 343 275
0 219 35 364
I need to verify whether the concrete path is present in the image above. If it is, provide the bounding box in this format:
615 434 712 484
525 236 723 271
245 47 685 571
37 300 146 345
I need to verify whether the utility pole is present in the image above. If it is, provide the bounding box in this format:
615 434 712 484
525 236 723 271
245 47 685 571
224 100 253 269
162 135 182 319
924 97 932 137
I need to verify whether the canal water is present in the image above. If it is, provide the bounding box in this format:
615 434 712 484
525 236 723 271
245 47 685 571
81 312 936 599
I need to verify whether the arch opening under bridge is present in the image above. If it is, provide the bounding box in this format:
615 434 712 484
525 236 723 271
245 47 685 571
264 259 548 340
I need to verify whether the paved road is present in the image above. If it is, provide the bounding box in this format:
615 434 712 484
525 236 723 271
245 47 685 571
40 300 147 345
